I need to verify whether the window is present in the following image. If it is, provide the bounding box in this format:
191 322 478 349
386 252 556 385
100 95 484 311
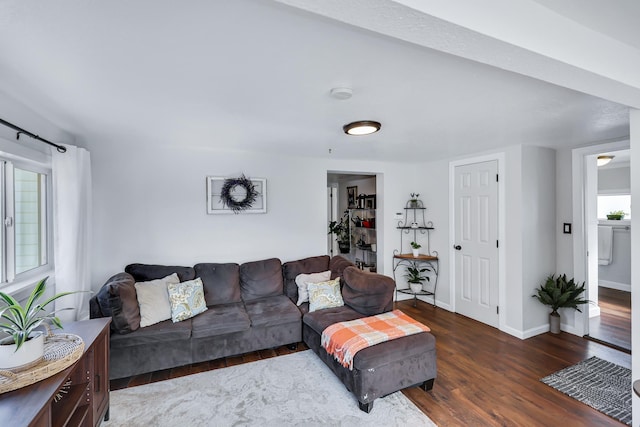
1 160 51 284
597 194 631 219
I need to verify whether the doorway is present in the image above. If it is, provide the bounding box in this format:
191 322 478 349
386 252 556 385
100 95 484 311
588 149 631 352
327 172 379 272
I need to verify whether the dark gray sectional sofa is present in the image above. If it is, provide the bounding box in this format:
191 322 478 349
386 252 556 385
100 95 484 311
90 254 437 412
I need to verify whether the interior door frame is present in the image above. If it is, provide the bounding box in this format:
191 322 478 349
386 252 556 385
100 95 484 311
449 152 506 331
571 138 629 337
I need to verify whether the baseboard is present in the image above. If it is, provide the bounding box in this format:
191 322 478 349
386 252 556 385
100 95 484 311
500 325 526 339
599 280 631 292
521 324 549 339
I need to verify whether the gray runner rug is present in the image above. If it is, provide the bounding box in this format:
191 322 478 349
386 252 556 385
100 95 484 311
540 356 631 425
105 350 436 427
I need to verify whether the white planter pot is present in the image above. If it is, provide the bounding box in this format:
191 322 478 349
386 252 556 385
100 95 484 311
0 331 44 370
409 283 423 294
412 249 420 257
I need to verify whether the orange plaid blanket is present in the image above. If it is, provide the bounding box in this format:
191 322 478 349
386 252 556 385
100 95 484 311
321 309 430 370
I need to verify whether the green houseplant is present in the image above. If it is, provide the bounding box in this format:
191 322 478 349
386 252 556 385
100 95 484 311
606 210 626 220
328 211 351 254
405 265 430 293
0 277 75 369
410 241 421 257
532 274 589 334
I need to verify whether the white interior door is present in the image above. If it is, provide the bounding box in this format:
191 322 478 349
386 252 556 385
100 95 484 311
454 160 499 327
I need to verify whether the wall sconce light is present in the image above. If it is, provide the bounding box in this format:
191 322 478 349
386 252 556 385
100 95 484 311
343 121 381 136
597 155 614 166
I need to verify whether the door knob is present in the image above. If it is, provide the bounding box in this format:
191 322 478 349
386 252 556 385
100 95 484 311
453 245 462 250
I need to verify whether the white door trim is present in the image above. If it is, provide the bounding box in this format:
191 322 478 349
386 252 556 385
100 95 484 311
571 138 629 337
449 152 506 331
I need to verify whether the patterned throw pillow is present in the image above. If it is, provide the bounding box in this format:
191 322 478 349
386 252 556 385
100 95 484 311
308 278 344 312
295 270 332 306
167 278 208 322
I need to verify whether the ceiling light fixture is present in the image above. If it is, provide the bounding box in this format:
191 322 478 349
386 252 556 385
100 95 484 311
597 155 614 166
343 120 381 136
330 87 353 100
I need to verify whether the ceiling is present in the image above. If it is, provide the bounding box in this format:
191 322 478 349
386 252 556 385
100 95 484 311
0 0 633 162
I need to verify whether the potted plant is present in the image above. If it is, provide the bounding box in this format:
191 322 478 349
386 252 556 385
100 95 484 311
405 264 430 293
0 277 75 370
606 210 626 220
409 193 420 208
532 274 589 334
410 241 421 257
328 211 351 254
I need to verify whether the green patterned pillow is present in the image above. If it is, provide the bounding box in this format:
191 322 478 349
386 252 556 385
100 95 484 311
167 277 208 322
307 278 344 312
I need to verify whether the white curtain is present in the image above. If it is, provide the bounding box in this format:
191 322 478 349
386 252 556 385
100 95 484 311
52 145 92 322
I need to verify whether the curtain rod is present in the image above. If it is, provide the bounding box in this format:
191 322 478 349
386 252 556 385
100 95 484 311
0 117 67 153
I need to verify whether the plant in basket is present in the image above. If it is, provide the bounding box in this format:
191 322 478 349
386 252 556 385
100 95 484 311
0 277 76 370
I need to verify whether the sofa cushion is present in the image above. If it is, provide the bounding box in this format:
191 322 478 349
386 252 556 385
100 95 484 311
244 295 301 328
168 278 208 322
352 331 436 371
110 318 193 348
191 303 251 338
96 272 140 334
329 256 355 280
135 273 180 327
342 266 394 316
239 258 283 302
303 305 364 335
125 263 196 282
194 263 241 305
282 255 330 303
308 279 344 312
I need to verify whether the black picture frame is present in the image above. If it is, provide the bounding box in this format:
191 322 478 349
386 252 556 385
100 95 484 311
364 194 376 209
347 186 358 208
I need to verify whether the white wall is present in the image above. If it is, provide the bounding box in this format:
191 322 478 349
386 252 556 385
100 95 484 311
86 138 418 290
598 166 630 193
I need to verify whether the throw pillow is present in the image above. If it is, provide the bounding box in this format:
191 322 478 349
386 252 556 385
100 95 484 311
295 270 331 306
135 273 180 327
167 277 208 322
308 278 344 312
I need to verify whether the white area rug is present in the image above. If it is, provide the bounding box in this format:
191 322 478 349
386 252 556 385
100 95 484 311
106 350 436 426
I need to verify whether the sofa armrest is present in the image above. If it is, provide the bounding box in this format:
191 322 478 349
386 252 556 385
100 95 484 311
342 266 395 316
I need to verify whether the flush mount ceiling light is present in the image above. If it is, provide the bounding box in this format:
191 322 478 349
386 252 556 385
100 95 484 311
343 120 381 136
597 155 614 166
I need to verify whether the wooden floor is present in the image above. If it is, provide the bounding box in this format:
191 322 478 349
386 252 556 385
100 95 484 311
111 300 631 426
588 286 631 352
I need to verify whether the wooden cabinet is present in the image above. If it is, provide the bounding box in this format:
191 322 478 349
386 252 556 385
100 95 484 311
0 318 111 427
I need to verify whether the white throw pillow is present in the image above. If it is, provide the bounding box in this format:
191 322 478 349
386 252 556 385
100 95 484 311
295 270 331 306
135 273 181 327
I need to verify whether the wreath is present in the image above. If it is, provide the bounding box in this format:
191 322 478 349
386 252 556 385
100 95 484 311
220 175 258 213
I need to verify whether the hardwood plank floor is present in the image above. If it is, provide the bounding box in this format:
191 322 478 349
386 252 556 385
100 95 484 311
111 300 630 426
588 286 631 352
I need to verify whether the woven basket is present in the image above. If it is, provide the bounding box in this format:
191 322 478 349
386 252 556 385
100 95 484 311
0 333 84 394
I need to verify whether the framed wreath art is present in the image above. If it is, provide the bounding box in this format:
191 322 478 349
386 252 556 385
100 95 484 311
207 175 267 214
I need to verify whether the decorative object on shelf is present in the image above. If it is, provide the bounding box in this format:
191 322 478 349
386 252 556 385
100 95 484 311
206 176 267 214
53 378 73 403
0 332 84 394
606 210 626 220
0 277 77 371
532 274 590 334
405 265 430 294
364 194 376 209
408 193 422 208
347 186 358 208
329 210 351 254
410 241 421 257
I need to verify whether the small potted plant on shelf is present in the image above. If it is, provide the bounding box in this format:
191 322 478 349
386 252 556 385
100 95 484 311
0 277 75 370
328 211 351 254
409 193 420 208
532 274 589 334
410 241 421 257
405 265 430 294
606 210 626 220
